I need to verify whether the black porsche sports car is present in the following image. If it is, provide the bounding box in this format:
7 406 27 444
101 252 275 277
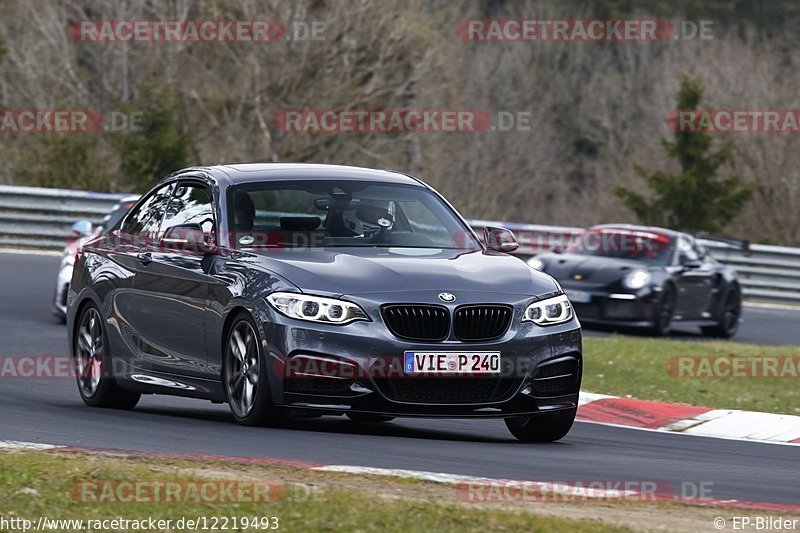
67 163 582 442
527 224 741 337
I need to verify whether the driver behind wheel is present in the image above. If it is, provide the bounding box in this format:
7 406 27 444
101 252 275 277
343 201 393 236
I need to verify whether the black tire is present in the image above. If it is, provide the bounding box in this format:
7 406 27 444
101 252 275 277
701 289 741 338
649 284 676 336
505 408 576 442
346 413 395 423
73 303 140 409
223 312 286 427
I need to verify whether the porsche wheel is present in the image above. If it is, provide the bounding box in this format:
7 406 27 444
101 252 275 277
702 289 741 338
650 285 675 336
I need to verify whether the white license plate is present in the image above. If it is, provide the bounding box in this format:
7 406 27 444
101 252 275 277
404 351 501 374
564 289 591 303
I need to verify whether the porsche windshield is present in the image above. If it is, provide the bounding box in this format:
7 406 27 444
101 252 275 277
227 180 480 250
565 229 674 265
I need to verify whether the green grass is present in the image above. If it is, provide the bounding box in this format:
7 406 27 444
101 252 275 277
583 337 800 414
0 451 632 533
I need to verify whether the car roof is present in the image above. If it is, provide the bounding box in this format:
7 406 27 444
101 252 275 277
588 223 684 240
166 163 425 188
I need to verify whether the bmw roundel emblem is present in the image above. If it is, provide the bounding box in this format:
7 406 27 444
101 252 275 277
438 292 456 302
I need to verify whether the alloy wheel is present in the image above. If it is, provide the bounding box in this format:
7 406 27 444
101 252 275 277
225 320 260 418
75 307 104 398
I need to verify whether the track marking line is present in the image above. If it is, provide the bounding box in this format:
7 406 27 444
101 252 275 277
575 419 800 446
0 440 64 450
578 392 800 445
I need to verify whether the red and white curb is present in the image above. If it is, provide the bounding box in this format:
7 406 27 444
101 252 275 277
578 392 800 445
2 441 798 514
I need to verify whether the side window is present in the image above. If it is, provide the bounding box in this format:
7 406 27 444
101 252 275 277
677 237 699 264
120 183 174 242
161 183 215 240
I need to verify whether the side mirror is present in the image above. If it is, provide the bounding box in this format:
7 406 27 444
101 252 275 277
484 226 519 253
161 224 216 253
681 259 702 270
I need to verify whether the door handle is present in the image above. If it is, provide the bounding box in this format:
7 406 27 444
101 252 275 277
137 252 152 265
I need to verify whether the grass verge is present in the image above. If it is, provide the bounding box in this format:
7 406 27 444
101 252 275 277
0 450 635 533
582 337 800 414
3 449 790 532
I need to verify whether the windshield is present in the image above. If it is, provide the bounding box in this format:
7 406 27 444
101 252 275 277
565 229 674 265
227 180 481 250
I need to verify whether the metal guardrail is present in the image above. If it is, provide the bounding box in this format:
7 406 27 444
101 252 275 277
695 239 800 305
0 185 798 306
0 185 128 250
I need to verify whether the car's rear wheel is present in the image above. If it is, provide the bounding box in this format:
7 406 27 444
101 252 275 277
702 289 741 338
650 285 675 336
346 413 395 423
223 313 286 426
504 408 576 442
74 304 140 409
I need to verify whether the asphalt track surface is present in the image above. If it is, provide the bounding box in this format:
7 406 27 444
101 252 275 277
0 252 798 507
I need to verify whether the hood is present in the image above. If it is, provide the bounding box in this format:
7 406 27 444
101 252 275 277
242 247 559 297
538 253 652 286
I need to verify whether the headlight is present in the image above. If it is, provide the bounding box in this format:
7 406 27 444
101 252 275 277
527 256 545 271
523 294 573 326
623 270 651 289
267 292 369 325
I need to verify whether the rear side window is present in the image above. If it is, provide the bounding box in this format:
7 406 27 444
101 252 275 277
677 236 700 264
120 183 174 241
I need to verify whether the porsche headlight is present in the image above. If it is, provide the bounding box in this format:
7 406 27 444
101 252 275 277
267 292 369 325
527 256 545 271
523 294 573 326
623 270 651 290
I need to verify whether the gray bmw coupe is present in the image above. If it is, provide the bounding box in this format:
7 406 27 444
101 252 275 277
67 163 582 442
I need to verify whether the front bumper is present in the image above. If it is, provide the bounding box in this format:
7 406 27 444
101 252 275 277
252 294 582 418
561 284 659 326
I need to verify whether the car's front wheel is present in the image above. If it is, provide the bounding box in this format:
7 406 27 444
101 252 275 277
702 289 741 338
504 408 576 442
223 312 286 426
73 303 140 409
650 284 675 336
